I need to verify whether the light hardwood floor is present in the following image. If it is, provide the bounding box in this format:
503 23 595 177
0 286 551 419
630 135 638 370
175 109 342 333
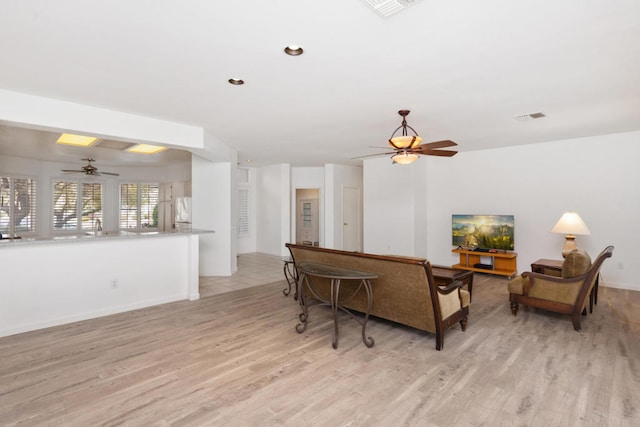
1 254 639 426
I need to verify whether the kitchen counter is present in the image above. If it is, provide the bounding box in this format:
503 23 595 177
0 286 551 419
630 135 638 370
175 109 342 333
1 229 210 338
0 228 214 248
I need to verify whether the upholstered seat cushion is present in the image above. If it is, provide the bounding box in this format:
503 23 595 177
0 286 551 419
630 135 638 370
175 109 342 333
439 289 470 319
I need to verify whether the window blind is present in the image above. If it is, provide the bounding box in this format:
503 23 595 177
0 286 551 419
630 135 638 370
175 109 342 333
1 176 37 236
120 183 159 229
140 183 159 228
120 184 137 229
81 183 102 230
238 188 249 236
53 181 78 230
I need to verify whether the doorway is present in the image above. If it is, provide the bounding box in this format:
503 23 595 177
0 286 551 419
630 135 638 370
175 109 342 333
296 188 320 245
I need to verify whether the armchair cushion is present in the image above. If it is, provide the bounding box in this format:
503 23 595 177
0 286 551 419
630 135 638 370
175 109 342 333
562 249 592 278
507 275 578 302
507 276 525 295
439 288 470 319
509 273 582 302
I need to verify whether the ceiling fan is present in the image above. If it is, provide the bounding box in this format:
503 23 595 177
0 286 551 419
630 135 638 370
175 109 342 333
62 158 120 176
354 110 458 164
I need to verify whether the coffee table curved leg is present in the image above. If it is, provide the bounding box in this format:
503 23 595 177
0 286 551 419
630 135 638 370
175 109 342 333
362 279 375 348
283 261 299 299
331 278 341 349
296 273 308 333
282 262 291 296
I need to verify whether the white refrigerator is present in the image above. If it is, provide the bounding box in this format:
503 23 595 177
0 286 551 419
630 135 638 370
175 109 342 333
174 196 192 231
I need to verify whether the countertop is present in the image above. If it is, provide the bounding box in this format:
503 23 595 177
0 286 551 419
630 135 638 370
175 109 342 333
0 228 215 248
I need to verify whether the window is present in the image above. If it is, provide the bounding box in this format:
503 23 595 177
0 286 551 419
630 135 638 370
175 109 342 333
53 181 103 231
0 176 37 236
120 183 159 230
238 187 249 236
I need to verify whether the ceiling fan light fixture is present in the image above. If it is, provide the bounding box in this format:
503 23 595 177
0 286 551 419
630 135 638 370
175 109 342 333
388 110 422 150
389 135 422 149
127 143 168 154
352 110 457 164
56 133 99 147
391 151 419 165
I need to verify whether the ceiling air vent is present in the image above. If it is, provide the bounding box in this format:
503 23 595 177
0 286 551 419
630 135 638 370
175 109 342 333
514 112 546 122
360 0 423 18
95 140 136 150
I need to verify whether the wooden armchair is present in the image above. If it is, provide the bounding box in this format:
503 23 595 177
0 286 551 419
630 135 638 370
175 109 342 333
508 246 613 330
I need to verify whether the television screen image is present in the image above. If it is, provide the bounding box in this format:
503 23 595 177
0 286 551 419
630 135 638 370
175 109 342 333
452 214 515 251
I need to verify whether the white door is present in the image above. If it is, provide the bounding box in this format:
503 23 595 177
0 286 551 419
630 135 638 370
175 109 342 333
342 187 361 251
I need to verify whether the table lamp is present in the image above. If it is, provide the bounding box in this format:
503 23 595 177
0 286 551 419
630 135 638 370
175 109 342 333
550 211 591 258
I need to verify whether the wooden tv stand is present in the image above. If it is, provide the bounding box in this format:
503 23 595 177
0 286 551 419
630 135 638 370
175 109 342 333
452 248 517 278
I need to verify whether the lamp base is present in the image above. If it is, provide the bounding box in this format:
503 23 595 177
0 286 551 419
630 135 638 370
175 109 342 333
561 235 577 258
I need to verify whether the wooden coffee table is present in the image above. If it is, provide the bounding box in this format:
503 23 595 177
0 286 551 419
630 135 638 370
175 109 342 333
431 266 474 302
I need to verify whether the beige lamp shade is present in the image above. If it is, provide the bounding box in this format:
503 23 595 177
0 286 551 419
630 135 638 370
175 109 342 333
551 211 591 257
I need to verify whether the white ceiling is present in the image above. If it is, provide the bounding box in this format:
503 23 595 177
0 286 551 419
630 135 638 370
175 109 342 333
0 0 639 167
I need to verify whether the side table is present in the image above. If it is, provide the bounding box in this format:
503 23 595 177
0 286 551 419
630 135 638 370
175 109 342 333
431 266 474 302
530 259 563 276
296 262 377 349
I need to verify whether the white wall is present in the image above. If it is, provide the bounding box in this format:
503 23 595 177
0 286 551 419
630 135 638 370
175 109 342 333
0 234 199 337
364 131 640 290
413 160 428 256
256 164 291 257
363 157 416 255
192 155 236 275
0 89 204 149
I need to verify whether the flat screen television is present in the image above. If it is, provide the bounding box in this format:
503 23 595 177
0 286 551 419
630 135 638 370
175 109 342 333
452 214 515 251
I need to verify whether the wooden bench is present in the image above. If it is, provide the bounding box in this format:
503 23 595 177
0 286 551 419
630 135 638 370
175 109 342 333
286 243 470 350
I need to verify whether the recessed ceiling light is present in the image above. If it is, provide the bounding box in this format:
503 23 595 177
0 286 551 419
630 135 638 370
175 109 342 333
284 45 304 56
56 133 99 147
228 78 245 85
127 144 168 154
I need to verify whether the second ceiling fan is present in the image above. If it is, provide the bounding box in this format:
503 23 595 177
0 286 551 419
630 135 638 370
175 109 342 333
62 158 120 176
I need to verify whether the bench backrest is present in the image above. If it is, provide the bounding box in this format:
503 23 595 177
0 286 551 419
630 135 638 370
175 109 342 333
286 243 439 333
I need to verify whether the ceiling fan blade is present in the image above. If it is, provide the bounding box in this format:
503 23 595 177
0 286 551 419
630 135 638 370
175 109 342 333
417 139 457 150
351 152 396 160
417 149 458 157
61 159 119 176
